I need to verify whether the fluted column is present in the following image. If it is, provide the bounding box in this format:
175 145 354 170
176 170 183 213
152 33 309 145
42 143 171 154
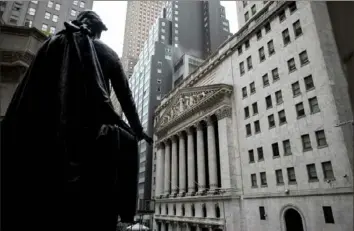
164 140 171 196
156 142 165 197
178 132 186 196
171 136 178 196
196 122 206 193
187 127 195 195
207 117 218 192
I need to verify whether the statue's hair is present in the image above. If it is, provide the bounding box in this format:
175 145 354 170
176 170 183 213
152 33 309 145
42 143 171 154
72 10 107 37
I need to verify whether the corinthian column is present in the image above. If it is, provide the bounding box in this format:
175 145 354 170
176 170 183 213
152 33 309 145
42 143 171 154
155 142 165 197
171 136 178 196
187 127 196 196
164 140 171 196
207 117 218 192
196 122 206 193
178 132 186 196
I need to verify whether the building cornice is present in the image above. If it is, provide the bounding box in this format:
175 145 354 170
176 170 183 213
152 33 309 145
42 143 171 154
155 1 290 115
0 24 47 41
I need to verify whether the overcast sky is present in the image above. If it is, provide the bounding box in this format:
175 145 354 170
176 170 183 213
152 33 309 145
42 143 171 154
92 1 238 57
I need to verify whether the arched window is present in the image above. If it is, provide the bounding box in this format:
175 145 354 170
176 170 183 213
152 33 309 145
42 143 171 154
202 204 207 218
191 204 195 217
182 204 185 216
173 204 176 215
215 204 221 218
166 205 169 215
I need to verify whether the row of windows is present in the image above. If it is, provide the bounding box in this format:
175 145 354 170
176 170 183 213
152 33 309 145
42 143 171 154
73 0 86 8
250 161 334 188
248 129 327 165
245 98 320 136
245 2 297 24
158 203 221 218
258 206 335 224
41 24 56 34
239 20 303 76
44 12 59 22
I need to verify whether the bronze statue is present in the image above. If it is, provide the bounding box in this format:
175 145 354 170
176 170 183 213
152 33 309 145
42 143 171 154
1 11 152 231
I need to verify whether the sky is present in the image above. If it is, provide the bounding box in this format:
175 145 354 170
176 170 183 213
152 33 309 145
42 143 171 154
92 1 238 57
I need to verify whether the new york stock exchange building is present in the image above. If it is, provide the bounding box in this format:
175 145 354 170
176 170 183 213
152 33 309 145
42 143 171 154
150 2 353 230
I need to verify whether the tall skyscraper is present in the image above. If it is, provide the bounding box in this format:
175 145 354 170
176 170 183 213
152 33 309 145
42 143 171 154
121 1 165 79
0 0 93 35
152 1 353 231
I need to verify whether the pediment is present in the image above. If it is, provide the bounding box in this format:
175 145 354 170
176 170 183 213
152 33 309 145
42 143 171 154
155 84 232 131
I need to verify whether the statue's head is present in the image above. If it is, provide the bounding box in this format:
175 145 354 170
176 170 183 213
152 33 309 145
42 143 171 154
72 10 107 39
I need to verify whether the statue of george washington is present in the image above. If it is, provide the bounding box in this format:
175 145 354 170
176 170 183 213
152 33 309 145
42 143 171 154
1 10 152 231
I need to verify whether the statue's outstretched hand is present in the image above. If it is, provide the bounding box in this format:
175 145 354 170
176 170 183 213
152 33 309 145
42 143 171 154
142 132 153 145
137 131 153 145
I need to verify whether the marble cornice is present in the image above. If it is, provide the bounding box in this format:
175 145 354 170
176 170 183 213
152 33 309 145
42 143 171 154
154 192 240 203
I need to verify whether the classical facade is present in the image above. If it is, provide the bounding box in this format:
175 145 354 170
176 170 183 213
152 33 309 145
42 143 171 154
153 84 241 231
152 1 353 231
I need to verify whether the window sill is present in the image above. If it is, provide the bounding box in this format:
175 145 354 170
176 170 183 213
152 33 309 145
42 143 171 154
301 62 309 67
253 113 259 116
269 125 275 129
280 18 286 23
251 91 256 95
255 131 261 135
249 161 255 164
245 116 250 120
273 155 280 159
309 179 319 183
258 158 264 162
318 144 328 149
293 93 301 98
279 121 287 126
276 101 283 105
284 152 292 156
306 87 315 92
289 68 297 74
284 42 291 47
276 183 284 186
288 181 297 185
311 110 320 115
297 115 306 120
248 67 253 71
324 178 336 182
295 33 303 39
260 58 265 63
251 186 258 188
266 106 273 110
269 52 275 56
246 134 252 138
303 148 313 152
261 185 268 188
263 84 270 88
273 78 280 83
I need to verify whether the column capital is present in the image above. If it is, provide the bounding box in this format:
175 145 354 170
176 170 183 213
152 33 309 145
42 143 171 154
176 130 184 137
186 126 194 135
206 116 213 126
216 106 232 120
171 135 178 142
195 121 203 130
156 142 162 149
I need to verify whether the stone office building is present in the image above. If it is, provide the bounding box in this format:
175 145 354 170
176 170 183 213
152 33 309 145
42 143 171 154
152 1 353 231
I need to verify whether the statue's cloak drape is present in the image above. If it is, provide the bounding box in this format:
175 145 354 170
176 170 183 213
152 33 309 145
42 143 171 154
1 23 139 230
